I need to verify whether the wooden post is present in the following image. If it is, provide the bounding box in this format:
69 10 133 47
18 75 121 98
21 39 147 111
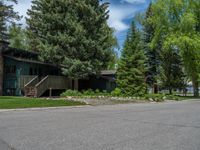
74 79 79 91
49 88 52 97
69 78 73 90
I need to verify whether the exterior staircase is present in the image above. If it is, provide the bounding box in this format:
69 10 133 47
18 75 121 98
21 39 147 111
24 75 70 97
26 87 36 97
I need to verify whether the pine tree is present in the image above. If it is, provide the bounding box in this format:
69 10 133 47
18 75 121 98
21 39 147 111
117 21 146 96
143 3 160 93
0 0 20 41
26 0 116 79
9 24 28 50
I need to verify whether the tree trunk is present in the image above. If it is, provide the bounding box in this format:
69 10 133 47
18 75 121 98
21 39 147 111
153 83 158 94
169 88 172 95
193 80 199 97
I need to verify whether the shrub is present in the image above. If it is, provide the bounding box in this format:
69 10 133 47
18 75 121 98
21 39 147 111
82 89 95 96
145 94 181 102
165 94 181 101
111 88 122 97
95 89 100 94
145 94 165 102
61 90 82 97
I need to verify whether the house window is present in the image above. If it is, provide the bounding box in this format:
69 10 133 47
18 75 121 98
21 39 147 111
5 65 16 74
6 88 16 96
29 68 33 75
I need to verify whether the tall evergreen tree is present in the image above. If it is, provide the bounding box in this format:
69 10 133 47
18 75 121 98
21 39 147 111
143 3 160 93
9 24 28 49
117 21 146 96
0 0 20 41
26 0 116 79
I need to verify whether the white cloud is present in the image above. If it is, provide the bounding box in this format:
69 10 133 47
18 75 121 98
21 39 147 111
108 5 137 33
120 0 146 4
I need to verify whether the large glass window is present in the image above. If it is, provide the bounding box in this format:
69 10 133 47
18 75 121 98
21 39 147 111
5 65 16 74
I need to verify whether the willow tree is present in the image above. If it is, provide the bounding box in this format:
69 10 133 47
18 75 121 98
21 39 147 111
150 0 200 96
26 0 116 79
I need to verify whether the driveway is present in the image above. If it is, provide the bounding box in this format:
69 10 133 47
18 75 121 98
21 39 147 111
0 100 200 150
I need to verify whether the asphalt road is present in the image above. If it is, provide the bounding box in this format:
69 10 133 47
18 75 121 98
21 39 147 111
0 100 200 150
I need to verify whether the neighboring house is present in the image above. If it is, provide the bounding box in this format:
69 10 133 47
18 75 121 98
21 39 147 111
0 41 116 97
79 70 116 92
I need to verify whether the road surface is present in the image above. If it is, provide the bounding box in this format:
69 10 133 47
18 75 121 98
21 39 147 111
0 100 200 150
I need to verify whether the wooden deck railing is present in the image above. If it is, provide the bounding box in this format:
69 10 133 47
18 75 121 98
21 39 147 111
20 75 37 88
23 75 70 97
35 76 69 97
24 76 39 97
35 76 49 97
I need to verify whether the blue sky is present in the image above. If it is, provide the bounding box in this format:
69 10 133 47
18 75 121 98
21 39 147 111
13 0 150 52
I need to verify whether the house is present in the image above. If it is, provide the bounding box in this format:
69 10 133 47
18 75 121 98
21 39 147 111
0 41 71 97
0 41 116 97
79 70 116 92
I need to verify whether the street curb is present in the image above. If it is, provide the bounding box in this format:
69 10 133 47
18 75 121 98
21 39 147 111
0 105 90 113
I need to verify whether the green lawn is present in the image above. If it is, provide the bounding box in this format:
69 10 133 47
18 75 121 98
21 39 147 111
0 96 86 109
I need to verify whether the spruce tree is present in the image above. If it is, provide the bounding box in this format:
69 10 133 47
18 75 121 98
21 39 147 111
26 0 116 78
0 0 20 41
143 3 160 93
9 24 28 49
117 21 146 96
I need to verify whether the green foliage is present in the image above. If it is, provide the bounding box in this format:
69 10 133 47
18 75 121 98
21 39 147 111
117 21 147 96
61 89 107 97
149 0 200 96
0 0 20 41
95 89 100 94
61 90 82 97
26 0 117 78
144 94 165 102
143 3 160 89
8 24 28 50
111 88 122 97
82 89 95 96
165 95 181 101
159 48 186 94
144 94 181 102
107 51 119 70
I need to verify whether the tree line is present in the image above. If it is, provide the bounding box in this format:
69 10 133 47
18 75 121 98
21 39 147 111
117 0 200 96
1 0 200 96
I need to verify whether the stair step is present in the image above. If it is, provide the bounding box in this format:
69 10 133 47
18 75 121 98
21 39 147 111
27 89 36 97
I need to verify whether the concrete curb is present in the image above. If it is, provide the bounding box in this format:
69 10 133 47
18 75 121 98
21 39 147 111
0 105 90 113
